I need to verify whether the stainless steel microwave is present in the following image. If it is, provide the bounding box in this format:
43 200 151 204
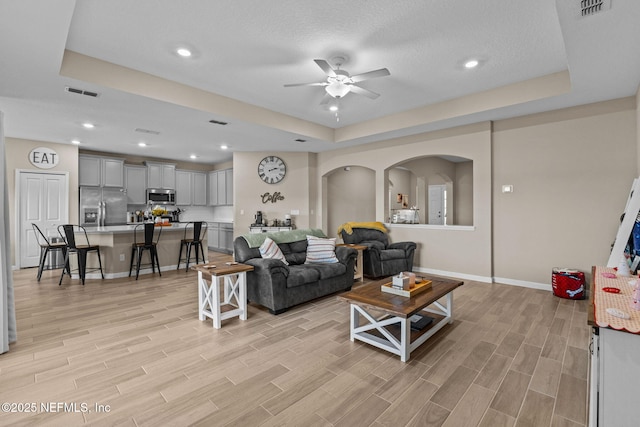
146 188 176 205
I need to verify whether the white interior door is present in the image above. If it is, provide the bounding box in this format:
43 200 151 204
19 171 68 268
428 184 446 225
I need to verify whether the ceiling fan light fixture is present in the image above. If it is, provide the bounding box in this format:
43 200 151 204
325 82 350 98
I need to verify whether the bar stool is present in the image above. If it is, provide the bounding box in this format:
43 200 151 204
32 223 67 281
177 221 207 271
129 223 162 280
58 224 104 286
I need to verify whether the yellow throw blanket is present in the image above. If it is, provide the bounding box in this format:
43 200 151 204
337 221 388 236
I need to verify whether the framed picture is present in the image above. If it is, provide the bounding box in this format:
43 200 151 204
402 194 409 208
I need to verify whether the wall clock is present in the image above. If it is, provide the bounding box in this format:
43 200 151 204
258 156 286 184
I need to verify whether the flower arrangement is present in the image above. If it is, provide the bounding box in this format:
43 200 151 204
151 206 167 217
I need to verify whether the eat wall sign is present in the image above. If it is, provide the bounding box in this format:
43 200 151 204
29 147 59 169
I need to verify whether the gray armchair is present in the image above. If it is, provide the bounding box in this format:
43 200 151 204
340 228 416 278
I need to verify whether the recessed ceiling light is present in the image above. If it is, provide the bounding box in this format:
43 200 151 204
220 145 228 150
464 59 479 69
190 154 197 159
71 139 81 145
177 48 192 57
329 105 339 112
82 122 95 129
138 142 147 147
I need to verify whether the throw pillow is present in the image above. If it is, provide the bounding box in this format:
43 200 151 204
259 237 289 265
305 235 339 264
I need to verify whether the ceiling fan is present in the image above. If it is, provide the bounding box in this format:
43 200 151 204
284 57 390 105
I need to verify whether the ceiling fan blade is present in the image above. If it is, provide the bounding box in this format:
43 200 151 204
284 82 328 87
350 68 390 83
319 94 333 105
349 84 380 99
314 59 337 77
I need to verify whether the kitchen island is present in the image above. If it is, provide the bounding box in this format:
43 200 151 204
72 223 208 279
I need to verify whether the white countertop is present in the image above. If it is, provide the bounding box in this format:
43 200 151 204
84 223 191 234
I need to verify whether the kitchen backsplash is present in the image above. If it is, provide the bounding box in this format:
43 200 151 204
126 204 233 223
179 205 233 223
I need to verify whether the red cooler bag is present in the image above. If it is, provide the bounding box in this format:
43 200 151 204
552 268 585 299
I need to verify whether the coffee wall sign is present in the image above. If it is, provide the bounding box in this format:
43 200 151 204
261 192 285 204
29 147 59 169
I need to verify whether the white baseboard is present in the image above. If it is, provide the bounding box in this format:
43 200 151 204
413 267 551 291
491 277 552 291
412 266 493 283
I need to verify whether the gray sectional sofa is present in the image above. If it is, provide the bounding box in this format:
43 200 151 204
233 229 357 314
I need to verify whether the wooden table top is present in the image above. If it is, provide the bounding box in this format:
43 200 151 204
192 263 254 278
338 275 463 318
336 243 368 250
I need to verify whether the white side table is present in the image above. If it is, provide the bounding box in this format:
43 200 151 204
193 263 254 329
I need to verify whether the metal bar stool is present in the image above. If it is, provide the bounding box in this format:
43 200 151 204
58 224 104 285
177 221 207 271
129 222 163 280
32 223 67 281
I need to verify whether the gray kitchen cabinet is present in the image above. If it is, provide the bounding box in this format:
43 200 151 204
208 171 218 206
220 222 234 253
145 162 176 189
217 170 226 204
224 169 233 205
124 165 147 204
79 155 124 187
207 222 219 250
192 172 207 206
102 158 125 187
208 169 233 206
79 155 101 186
175 170 192 205
176 170 207 206
207 222 232 254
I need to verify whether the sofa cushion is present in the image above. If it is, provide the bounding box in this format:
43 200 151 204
259 237 288 265
286 265 321 288
306 262 347 279
305 235 339 264
380 248 407 261
281 240 308 265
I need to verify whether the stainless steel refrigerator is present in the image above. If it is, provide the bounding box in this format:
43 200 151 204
80 187 128 226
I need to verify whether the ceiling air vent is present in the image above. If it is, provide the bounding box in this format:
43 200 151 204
134 128 160 135
580 0 611 17
64 86 99 97
209 119 228 126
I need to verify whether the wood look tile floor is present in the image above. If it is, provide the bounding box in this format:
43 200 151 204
0 252 590 426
